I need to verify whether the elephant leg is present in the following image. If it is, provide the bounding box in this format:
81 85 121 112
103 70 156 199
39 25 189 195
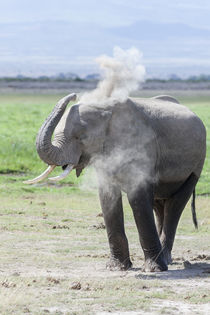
127 185 167 272
160 173 198 265
98 180 132 271
154 200 165 236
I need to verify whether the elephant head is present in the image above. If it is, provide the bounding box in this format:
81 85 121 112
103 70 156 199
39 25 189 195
25 93 112 183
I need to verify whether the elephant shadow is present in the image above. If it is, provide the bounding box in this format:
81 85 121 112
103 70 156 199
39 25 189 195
134 262 210 280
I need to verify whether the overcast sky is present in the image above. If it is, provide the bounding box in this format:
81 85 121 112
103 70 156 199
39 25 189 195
1 0 210 77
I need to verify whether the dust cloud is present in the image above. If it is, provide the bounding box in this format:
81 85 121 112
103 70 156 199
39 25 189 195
80 46 145 104
78 47 151 193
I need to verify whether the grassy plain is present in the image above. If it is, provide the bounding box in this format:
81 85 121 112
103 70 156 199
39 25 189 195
0 91 209 193
0 91 209 314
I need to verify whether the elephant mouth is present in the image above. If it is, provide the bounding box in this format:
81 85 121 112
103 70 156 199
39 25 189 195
48 164 74 181
23 154 90 185
23 163 74 184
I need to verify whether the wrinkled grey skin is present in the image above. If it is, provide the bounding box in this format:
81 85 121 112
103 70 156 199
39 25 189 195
36 94 206 272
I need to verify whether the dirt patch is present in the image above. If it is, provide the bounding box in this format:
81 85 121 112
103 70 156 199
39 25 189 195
1 252 209 314
92 223 106 230
0 193 209 314
52 225 70 230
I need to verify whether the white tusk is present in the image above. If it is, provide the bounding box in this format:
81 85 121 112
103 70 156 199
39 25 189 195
48 164 74 182
23 165 56 184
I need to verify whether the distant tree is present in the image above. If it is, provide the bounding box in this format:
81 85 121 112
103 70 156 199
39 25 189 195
168 74 181 81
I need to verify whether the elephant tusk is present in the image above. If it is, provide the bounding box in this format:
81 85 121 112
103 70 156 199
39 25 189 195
23 165 56 184
48 164 74 181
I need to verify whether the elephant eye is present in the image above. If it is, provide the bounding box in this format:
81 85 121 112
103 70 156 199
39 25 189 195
75 132 87 141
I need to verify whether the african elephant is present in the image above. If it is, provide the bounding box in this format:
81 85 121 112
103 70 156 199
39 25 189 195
26 93 206 272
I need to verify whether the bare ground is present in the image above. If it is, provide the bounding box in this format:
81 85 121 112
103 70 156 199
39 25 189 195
0 245 209 314
0 191 209 314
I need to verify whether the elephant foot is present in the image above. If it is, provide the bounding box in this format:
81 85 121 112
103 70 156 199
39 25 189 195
163 248 172 265
106 257 132 271
143 257 168 272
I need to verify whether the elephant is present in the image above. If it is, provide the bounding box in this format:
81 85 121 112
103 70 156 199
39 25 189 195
25 93 206 272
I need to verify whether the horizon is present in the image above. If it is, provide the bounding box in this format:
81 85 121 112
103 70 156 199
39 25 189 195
1 72 210 81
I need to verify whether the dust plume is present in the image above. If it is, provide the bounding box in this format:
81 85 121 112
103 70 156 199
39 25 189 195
78 47 149 193
80 46 146 104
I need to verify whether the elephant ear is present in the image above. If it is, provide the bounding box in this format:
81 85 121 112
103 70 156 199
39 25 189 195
75 109 112 178
86 107 112 124
91 108 112 138
79 107 112 136
74 106 112 158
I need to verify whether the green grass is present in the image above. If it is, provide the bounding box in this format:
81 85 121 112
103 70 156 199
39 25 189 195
178 94 210 195
0 94 56 173
0 93 82 189
0 91 209 194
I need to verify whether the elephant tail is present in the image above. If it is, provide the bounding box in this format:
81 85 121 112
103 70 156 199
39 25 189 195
191 189 198 229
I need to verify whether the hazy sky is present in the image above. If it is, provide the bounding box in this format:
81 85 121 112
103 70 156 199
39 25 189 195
1 0 210 77
1 0 210 28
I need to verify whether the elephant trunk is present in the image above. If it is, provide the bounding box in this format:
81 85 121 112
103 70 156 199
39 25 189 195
36 93 77 166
